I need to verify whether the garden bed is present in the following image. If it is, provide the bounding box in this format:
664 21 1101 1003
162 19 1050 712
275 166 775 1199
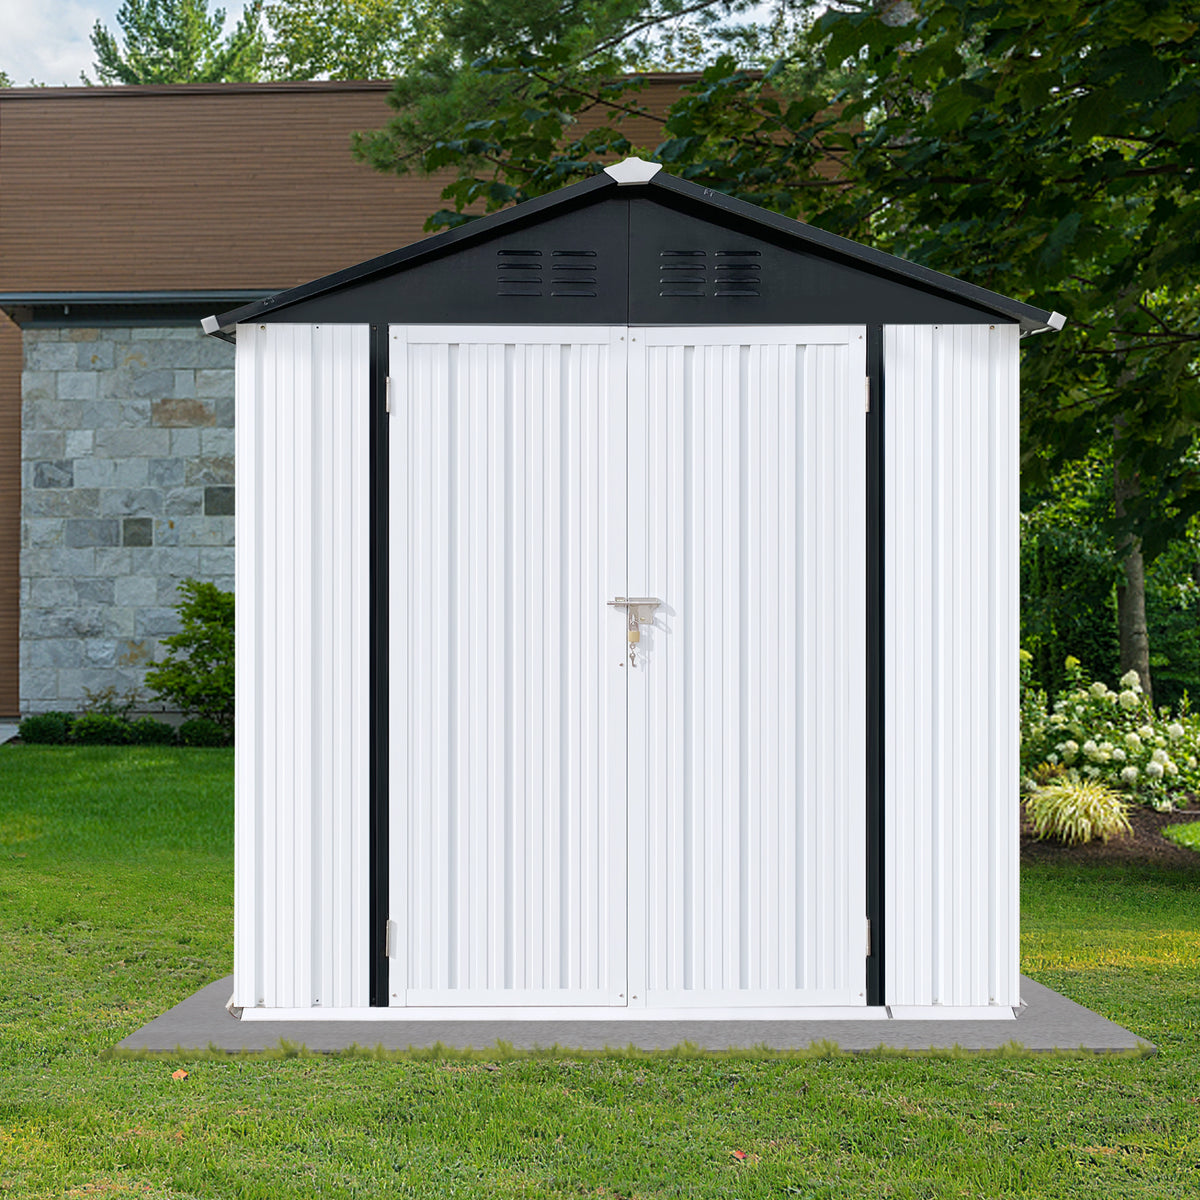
1021 800 1200 867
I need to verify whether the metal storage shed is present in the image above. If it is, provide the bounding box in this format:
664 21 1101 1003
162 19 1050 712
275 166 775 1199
206 158 1062 1021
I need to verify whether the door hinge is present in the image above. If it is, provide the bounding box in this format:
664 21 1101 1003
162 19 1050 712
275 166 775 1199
866 917 872 957
385 376 391 414
384 918 398 958
864 376 871 413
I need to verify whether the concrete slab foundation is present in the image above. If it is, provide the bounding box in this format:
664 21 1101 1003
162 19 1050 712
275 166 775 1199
117 976 1151 1054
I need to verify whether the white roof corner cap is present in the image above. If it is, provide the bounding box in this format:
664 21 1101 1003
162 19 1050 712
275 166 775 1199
200 314 221 335
604 157 663 185
1047 310 1067 331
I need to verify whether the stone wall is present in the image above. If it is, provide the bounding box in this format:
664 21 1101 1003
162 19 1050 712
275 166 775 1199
20 326 235 713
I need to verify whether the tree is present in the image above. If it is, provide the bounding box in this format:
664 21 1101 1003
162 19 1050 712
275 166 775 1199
0 70 12 88
89 0 266 84
805 1 1200 702
351 0 780 225
359 0 1200 698
263 0 441 80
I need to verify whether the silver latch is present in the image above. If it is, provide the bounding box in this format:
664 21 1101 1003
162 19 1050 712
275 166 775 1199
608 597 662 666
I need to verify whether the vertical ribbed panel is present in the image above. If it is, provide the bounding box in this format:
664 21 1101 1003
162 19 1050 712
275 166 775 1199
629 327 867 1006
389 326 628 1006
233 323 371 1010
884 324 1020 1009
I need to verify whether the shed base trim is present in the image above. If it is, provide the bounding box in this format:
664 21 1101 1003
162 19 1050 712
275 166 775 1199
236 1003 1014 1022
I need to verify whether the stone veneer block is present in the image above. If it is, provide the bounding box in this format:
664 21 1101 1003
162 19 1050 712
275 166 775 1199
66 519 121 548
32 461 74 489
123 518 154 547
152 397 215 427
204 486 235 516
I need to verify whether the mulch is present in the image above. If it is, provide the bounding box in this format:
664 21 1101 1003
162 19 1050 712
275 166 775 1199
1021 800 1200 867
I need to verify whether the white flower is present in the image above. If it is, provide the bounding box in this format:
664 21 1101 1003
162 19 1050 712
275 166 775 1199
1090 682 1108 699
1047 753 1059 764
1120 765 1139 784
1084 766 1099 777
1126 732 1142 749
1146 761 1164 779
1155 736 1167 748
1152 748 1169 765
1062 740 1079 759
1168 723 1185 739
1082 739 1099 758
1099 742 1114 753
1120 669 1142 690
1166 762 1179 776
1189 757 1197 770
1050 713 1067 725
1113 748 1126 762
1119 690 1140 711
1138 726 1155 740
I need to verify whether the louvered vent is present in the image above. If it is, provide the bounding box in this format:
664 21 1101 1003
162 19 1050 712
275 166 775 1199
497 248 598 297
715 250 761 297
660 249 762 298
551 250 597 297
659 250 706 297
497 249 543 297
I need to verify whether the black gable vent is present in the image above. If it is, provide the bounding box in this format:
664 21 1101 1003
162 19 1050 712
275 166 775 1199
714 250 761 297
659 250 706 297
497 249 543 297
551 249 598 297
497 247 601 298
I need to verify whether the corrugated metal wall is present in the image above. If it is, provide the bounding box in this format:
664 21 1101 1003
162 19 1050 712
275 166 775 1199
234 323 371 1011
883 323 1021 1010
628 329 867 1006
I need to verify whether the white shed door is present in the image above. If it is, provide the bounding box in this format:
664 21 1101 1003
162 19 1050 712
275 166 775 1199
389 327 629 1006
389 325 866 1008
627 329 867 1007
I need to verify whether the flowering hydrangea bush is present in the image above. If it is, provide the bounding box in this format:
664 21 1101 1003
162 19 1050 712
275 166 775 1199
1021 653 1200 811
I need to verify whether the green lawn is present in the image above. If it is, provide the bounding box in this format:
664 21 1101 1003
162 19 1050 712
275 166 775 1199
1 746 1198 1199
1165 821 1200 853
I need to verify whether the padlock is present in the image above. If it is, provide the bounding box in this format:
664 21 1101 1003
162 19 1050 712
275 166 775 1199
627 626 641 644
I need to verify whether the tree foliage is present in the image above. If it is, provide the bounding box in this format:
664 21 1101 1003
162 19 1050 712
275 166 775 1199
359 0 1200 567
144 578 235 732
89 0 266 84
351 0 780 226
263 0 441 80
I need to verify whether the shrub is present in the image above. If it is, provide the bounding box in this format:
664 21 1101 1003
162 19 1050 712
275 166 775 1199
178 717 228 747
144 579 234 737
18 712 71 744
1025 778 1133 845
80 685 138 720
128 717 177 745
1021 653 1200 810
70 713 131 745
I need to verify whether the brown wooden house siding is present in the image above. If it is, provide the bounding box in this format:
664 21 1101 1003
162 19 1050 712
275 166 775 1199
0 79 692 293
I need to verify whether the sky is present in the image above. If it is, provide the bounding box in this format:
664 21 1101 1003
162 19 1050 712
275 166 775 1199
0 0 252 86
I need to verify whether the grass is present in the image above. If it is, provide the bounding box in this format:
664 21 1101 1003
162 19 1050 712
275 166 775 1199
0 747 1197 1198
1163 820 1200 853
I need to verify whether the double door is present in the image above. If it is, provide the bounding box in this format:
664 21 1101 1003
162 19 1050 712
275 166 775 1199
388 325 866 1008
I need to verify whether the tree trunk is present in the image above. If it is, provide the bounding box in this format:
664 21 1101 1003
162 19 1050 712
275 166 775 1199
1114 418 1152 703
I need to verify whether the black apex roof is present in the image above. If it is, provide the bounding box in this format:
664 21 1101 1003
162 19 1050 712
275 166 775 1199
203 159 1064 338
